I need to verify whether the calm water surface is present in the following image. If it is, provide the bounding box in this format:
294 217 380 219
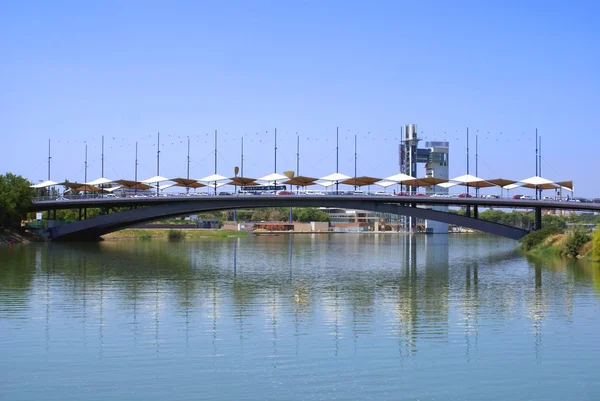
1 234 600 400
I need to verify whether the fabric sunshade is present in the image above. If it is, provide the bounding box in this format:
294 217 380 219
405 177 448 187
31 180 60 188
374 181 397 188
114 180 153 190
228 177 259 186
383 173 416 183
283 176 318 187
257 173 289 182
340 176 382 187
320 173 351 181
198 174 228 182
555 181 573 191
485 178 517 188
171 178 199 186
86 177 114 186
142 176 171 184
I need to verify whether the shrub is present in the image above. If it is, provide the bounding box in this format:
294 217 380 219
591 229 600 262
168 230 184 241
520 226 563 251
139 233 152 241
564 229 590 257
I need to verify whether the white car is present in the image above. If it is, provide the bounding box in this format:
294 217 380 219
374 191 393 196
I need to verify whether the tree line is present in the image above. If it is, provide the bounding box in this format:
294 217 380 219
0 173 34 228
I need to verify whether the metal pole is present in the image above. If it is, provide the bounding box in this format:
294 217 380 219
187 136 190 194
274 128 277 187
466 128 469 196
354 134 357 190
214 130 217 195
336 127 339 192
475 134 479 197
296 133 299 192
156 132 160 196
101 135 105 197
535 128 538 199
48 139 51 181
241 136 244 177
135 142 138 194
84 144 88 197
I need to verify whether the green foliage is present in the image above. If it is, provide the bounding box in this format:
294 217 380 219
564 229 590 257
541 214 567 229
591 229 600 262
139 233 152 240
293 208 331 222
479 210 535 229
0 173 35 228
168 230 185 241
520 226 564 251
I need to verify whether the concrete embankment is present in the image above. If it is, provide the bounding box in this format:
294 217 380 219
0 228 44 244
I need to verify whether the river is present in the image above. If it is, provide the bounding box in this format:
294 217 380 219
1 234 599 400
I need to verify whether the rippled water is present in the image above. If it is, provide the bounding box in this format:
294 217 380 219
1 234 600 400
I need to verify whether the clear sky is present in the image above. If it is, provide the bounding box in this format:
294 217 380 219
2 1 598 196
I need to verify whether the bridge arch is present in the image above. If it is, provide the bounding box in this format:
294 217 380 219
48 198 529 241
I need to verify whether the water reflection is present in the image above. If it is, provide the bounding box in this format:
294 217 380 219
1 235 600 361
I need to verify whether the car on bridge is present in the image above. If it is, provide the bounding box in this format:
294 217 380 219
458 193 472 198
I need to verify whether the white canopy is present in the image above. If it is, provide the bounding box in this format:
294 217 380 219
320 173 351 181
198 174 228 182
504 183 524 190
86 177 115 186
450 174 486 184
374 180 397 188
103 185 123 192
383 173 415 183
314 181 335 188
142 176 171 184
159 183 177 190
438 182 459 188
257 173 289 182
31 180 59 188
519 176 557 186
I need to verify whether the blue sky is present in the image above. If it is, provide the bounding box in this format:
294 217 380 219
2 1 598 195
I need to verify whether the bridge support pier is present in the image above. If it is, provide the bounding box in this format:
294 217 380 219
534 207 542 231
465 205 471 218
473 205 479 219
79 208 82 221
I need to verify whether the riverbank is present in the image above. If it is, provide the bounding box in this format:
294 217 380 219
102 229 249 240
0 228 44 244
527 233 598 261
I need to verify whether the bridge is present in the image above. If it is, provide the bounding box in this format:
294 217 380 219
28 195 600 241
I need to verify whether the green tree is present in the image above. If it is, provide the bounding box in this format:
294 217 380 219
0 173 35 227
591 229 600 262
294 208 331 223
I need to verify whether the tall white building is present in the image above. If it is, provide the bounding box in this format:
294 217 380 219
424 141 450 234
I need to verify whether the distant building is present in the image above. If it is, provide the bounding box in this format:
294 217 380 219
399 126 450 234
424 141 450 234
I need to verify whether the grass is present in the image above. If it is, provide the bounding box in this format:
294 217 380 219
103 229 248 240
168 230 184 241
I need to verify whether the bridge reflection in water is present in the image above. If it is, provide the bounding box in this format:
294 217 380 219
2 234 593 361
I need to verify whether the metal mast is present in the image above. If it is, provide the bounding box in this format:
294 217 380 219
535 128 538 199
214 130 217 194
336 127 339 191
47 139 51 181
354 134 357 190
475 134 479 197
156 132 160 196
466 128 469 196
241 137 244 177
134 142 138 194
